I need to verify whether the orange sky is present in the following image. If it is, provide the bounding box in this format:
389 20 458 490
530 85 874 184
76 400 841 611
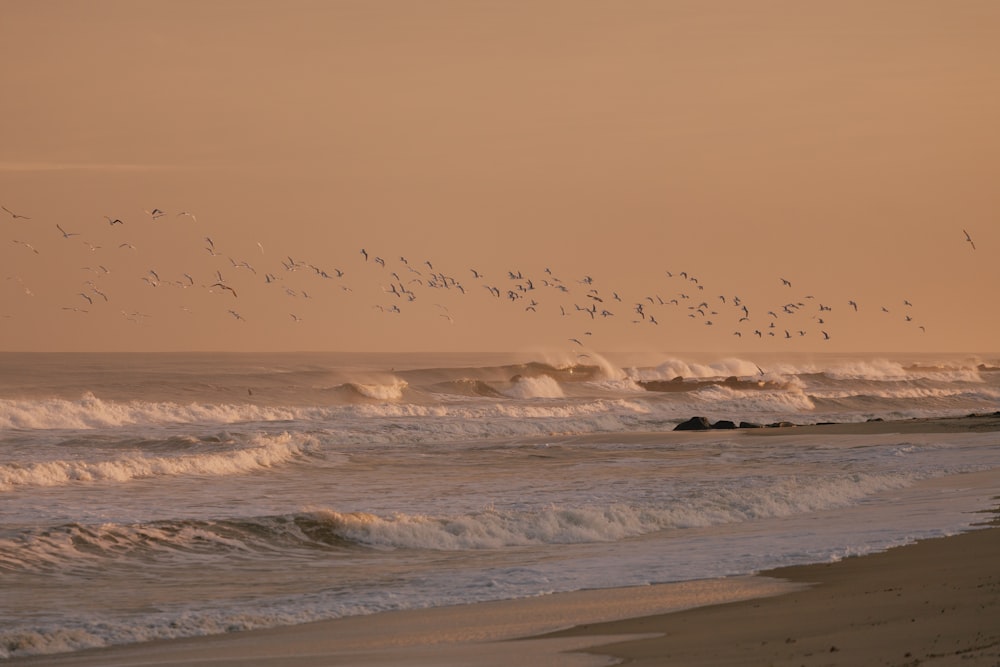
1 0 997 354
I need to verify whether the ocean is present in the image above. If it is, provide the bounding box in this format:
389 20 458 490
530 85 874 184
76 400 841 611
1 351 999 660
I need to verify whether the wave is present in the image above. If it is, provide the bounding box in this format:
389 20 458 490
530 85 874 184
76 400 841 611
0 392 312 430
335 379 408 401
820 358 985 383
629 357 768 382
0 513 361 574
0 466 938 575
429 379 505 398
0 432 315 492
687 384 817 412
501 375 565 399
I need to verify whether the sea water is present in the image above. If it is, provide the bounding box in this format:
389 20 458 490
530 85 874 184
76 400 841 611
1 351 998 659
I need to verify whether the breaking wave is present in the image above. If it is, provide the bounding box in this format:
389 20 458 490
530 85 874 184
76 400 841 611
0 432 316 492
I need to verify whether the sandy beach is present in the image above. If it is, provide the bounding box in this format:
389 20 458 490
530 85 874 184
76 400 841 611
9 414 999 667
548 507 1000 666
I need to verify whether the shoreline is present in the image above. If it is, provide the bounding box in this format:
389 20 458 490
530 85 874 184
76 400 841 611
8 414 1000 667
747 411 1000 435
545 512 999 666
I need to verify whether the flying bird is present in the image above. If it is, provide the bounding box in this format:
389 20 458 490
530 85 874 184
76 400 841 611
212 282 238 298
12 240 39 254
56 224 79 238
963 229 976 250
2 206 30 220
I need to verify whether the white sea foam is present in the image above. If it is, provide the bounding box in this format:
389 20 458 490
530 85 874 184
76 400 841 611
632 357 766 381
0 392 304 430
502 375 565 399
0 432 314 492
306 470 926 551
350 379 408 401
690 384 816 412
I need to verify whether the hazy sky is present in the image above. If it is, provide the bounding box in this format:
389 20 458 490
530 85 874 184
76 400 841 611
2 0 997 354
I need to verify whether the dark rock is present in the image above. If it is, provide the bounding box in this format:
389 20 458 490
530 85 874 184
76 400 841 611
867 417 884 422
712 420 737 429
739 421 764 429
674 416 713 431
767 421 797 428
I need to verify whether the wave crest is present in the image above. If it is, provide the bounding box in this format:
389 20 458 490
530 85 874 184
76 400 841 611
0 432 314 492
502 375 565 399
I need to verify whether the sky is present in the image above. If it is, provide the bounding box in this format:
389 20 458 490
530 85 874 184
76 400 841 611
1 0 998 355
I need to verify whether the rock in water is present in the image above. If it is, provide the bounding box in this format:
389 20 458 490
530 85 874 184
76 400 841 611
674 416 713 431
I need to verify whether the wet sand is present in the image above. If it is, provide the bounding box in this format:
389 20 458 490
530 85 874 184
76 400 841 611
545 510 1000 666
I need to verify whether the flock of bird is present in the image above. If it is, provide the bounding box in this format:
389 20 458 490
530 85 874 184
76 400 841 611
1 201 979 352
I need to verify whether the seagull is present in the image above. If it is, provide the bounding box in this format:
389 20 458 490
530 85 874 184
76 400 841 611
12 240 39 254
2 206 30 220
145 208 166 220
105 216 124 226
780 277 792 287
177 211 197 222
228 309 245 321
963 229 976 250
56 224 79 238
212 283 238 298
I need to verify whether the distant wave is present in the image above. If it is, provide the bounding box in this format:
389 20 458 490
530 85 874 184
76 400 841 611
429 379 505 398
0 432 315 492
0 392 306 430
335 379 408 401
502 375 565 399
630 357 767 381
820 358 984 383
